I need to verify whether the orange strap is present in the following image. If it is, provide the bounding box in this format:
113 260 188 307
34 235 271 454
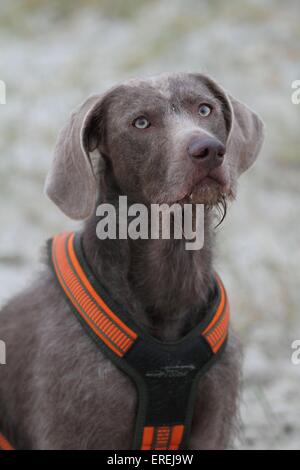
52 231 229 358
52 231 138 358
0 432 14 451
141 424 185 451
202 274 230 353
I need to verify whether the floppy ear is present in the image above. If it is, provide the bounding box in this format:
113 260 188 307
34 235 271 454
45 94 105 220
226 95 264 175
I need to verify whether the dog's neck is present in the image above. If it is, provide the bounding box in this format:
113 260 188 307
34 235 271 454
82 191 216 341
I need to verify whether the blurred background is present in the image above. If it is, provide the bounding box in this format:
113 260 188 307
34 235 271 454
0 0 299 449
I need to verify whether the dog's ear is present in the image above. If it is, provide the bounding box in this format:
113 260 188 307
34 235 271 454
45 94 105 220
226 95 264 175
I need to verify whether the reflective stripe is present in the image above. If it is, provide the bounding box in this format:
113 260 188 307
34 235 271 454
202 276 229 353
52 232 138 357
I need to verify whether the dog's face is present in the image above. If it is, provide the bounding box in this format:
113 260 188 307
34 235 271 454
45 73 264 219
100 74 231 206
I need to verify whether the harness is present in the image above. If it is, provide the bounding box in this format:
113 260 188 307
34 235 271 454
0 231 229 451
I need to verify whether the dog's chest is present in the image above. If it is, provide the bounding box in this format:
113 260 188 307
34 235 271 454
48 339 235 450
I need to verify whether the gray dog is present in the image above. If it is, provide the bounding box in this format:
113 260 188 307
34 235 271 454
0 73 264 450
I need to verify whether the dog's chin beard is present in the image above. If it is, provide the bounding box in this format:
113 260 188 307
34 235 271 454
178 188 230 228
157 179 234 227
208 194 228 228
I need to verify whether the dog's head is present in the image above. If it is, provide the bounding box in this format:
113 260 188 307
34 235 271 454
45 73 264 219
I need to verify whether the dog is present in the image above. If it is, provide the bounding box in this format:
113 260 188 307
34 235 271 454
0 72 264 449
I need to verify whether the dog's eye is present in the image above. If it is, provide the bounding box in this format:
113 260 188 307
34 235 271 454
198 104 212 117
133 116 150 129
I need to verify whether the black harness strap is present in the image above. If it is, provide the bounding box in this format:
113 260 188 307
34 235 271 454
49 231 229 450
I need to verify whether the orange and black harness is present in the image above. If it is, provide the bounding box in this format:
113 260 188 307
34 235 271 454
0 231 229 451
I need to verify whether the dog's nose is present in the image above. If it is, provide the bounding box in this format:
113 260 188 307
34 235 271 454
187 137 225 169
